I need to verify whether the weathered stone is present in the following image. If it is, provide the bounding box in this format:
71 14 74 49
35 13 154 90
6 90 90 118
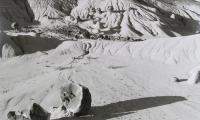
7 111 30 120
188 66 200 84
60 82 92 116
29 103 50 120
0 0 34 30
11 22 20 30
7 111 16 120
27 0 78 21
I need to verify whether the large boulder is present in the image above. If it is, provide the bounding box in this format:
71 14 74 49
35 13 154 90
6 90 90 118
60 82 92 116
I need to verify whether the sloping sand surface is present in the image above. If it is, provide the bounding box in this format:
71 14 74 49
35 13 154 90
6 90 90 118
1 34 200 119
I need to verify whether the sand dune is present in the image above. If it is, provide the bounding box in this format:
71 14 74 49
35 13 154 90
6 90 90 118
1 34 200 119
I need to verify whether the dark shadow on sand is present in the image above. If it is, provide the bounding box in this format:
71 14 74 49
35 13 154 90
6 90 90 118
55 96 186 120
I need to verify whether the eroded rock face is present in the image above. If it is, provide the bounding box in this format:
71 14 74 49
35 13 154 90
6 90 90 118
27 0 78 21
71 0 200 37
0 0 34 30
60 82 92 116
141 0 200 21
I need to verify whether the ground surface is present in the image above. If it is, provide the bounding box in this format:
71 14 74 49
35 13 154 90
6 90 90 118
1 0 200 120
1 34 200 120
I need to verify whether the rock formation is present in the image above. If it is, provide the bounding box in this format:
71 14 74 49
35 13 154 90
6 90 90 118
141 0 200 21
27 0 78 21
70 0 200 37
0 32 23 58
2 43 18 58
60 82 92 116
0 0 34 30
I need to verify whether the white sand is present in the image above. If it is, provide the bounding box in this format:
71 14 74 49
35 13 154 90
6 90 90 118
0 34 200 119
1 0 200 120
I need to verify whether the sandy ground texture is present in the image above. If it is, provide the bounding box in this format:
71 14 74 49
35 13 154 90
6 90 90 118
1 0 200 119
0 34 200 120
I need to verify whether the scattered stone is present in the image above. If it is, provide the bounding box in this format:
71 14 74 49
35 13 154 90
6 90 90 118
170 14 176 19
7 111 16 120
11 22 20 30
82 42 92 55
188 69 200 84
7 111 30 120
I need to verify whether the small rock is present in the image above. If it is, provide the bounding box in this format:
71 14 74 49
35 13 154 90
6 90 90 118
170 14 176 19
7 111 16 120
188 70 200 84
7 111 30 120
29 103 50 120
11 22 20 30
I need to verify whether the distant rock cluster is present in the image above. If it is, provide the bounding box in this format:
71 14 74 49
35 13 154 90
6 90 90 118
46 25 145 41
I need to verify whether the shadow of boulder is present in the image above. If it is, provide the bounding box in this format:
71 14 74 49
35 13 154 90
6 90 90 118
55 96 186 120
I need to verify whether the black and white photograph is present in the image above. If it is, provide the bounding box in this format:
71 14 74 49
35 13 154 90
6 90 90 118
0 0 200 120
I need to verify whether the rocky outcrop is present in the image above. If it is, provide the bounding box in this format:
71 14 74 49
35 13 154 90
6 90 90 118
2 43 22 59
70 0 200 37
0 0 34 30
27 0 78 21
0 32 23 58
0 0 79 29
140 0 200 21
